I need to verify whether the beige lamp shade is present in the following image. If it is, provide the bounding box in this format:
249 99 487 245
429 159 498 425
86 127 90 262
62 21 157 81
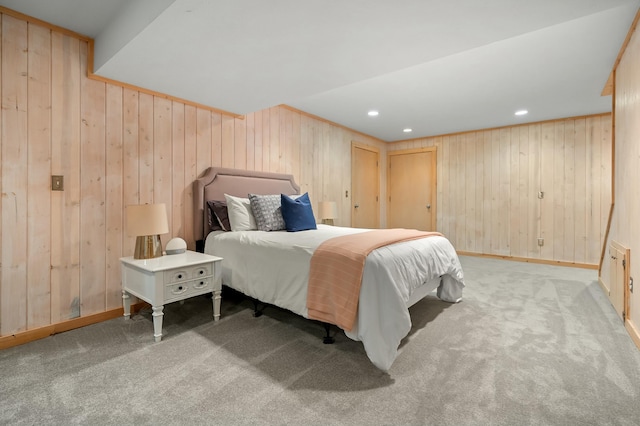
126 204 169 259
318 201 337 225
126 204 169 236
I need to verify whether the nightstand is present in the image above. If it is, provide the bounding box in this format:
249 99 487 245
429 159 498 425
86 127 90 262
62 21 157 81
120 250 223 342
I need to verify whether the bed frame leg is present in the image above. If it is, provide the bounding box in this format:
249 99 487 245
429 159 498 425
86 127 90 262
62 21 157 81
322 322 335 344
252 300 263 317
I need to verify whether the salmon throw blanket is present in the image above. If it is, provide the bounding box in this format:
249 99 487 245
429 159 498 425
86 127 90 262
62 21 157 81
307 229 443 331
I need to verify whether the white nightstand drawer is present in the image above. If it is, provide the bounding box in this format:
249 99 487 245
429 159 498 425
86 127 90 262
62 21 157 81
166 269 189 283
165 263 212 283
192 265 211 279
165 278 211 301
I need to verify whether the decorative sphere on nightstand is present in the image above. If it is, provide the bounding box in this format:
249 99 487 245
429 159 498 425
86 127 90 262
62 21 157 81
165 237 187 255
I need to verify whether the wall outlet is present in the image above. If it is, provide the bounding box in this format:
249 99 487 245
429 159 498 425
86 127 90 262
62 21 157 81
537 238 544 246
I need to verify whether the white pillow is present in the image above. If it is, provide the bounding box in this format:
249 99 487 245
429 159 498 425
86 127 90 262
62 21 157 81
224 194 257 231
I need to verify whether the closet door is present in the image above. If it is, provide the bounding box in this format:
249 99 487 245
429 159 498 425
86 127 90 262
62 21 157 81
387 148 436 231
351 143 380 229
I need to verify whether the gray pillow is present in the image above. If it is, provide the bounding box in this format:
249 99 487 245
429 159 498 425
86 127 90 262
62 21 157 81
248 194 286 231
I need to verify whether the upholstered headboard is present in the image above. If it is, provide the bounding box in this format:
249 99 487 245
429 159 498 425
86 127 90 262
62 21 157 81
193 167 300 250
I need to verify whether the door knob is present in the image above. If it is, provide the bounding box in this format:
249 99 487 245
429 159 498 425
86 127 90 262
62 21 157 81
426 204 431 209
354 204 360 209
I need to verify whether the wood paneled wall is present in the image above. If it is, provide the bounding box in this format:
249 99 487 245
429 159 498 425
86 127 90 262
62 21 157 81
608 14 640 337
389 115 612 266
0 10 616 339
0 13 384 336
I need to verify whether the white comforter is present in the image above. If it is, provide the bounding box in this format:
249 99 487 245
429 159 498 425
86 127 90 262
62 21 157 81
204 224 465 371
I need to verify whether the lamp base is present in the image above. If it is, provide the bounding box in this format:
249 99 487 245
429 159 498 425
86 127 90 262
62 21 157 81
134 235 163 259
321 219 334 226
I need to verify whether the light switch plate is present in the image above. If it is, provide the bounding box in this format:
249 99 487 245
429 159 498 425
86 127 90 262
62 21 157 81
52 175 64 191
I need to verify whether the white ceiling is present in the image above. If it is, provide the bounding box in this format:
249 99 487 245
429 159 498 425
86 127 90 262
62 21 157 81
1 0 638 141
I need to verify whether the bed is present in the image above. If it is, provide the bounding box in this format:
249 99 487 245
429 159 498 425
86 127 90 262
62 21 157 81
193 167 465 371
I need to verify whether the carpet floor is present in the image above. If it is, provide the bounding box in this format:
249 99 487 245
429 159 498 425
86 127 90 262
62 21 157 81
1 256 639 425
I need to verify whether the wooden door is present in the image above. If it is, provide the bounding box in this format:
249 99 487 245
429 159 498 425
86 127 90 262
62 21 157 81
351 143 379 229
387 148 437 231
609 242 629 322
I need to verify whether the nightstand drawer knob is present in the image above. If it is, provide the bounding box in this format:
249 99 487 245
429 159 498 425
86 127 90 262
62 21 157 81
171 285 187 295
194 280 207 289
168 270 189 282
195 267 208 277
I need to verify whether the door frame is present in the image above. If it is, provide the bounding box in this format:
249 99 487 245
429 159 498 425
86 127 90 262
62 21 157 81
387 146 438 231
351 142 380 228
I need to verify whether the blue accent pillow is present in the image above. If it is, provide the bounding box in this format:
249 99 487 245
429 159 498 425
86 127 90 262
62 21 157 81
281 193 317 232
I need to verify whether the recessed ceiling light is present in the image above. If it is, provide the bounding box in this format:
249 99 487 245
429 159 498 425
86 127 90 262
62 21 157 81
515 110 528 116
368 110 379 117
403 128 412 133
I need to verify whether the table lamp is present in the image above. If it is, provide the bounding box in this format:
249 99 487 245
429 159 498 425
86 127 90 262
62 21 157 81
126 203 169 259
318 201 337 226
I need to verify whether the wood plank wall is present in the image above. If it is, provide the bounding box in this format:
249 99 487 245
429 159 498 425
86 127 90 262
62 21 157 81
608 16 640 336
388 115 612 266
0 10 615 338
0 14 385 336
